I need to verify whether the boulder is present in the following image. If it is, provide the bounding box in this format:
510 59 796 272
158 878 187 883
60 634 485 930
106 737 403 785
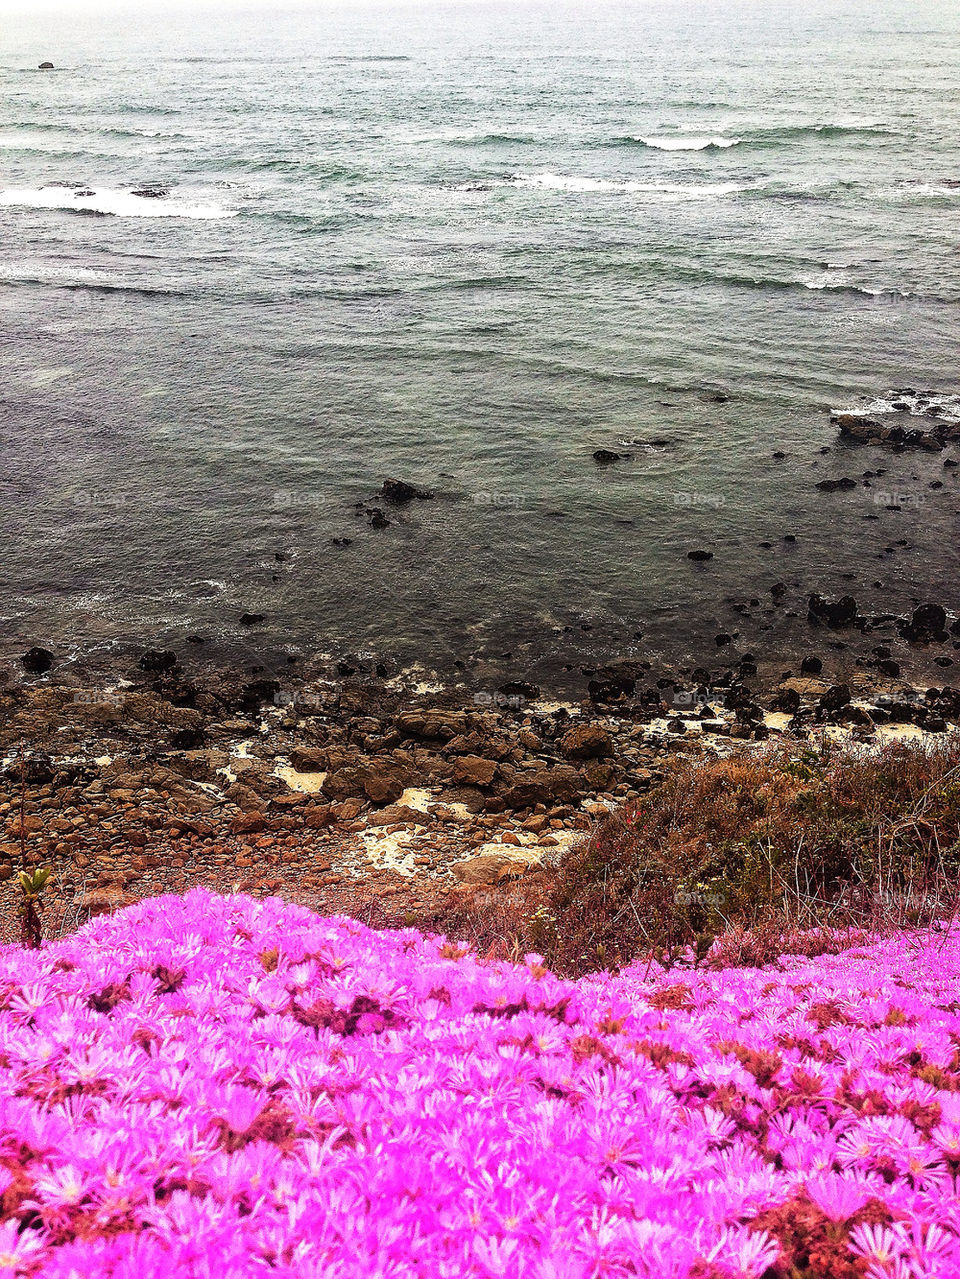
452 755 498 787
21 647 54 674
380 479 433 503
366 803 424 826
559 724 614 760
808 593 858 627
819 684 852 713
39 61 54 70
687 549 713 562
901 603 948 644
592 450 621 465
451 853 531 886
361 767 408 805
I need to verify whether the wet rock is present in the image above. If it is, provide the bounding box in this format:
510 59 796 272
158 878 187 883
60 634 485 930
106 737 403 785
138 649 178 674
816 477 857 492
498 680 540 703
819 684 851 713
131 188 168 199
687 549 714 562
367 508 390 528
559 724 614 760
592 449 621 465
800 655 823 674
900 603 948 643
21 647 55 675
380 479 434 503
39 61 55 70
808 594 858 627
772 686 802 714
239 613 264 627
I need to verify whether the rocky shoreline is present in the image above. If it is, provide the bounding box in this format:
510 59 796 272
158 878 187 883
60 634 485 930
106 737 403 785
2 631 959 945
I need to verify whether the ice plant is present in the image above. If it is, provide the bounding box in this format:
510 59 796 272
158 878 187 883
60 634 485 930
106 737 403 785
0 889 958 1276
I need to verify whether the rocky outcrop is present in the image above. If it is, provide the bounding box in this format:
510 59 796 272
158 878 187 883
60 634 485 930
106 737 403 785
380 479 434 503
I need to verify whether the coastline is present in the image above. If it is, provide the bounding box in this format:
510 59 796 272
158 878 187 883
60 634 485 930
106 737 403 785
2 638 958 945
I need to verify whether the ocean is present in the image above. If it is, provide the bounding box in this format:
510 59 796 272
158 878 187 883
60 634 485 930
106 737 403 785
1 0 959 690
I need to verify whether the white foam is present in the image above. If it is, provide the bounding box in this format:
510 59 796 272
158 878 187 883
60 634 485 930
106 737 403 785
800 269 852 290
636 136 741 150
0 186 237 219
505 172 741 197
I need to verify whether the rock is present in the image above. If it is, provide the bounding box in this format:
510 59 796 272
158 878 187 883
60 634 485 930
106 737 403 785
380 479 434 503
772 687 802 714
361 767 407 805
498 680 540 703
901 603 948 643
131 188 168 199
687 550 714 562
592 450 621 465
21 647 54 674
581 761 618 790
239 613 264 627
832 413 885 441
366 803 423 826
451 853 531 886
80 888 131 917
500 766 580 811
231 812 267 835
3 753 55 785
452 756 498 787
559 724 614 760
816 477 857 492
800 655 823 674
808 594 858 627
819 684 851 713
39 61 54 70
290 747 327 772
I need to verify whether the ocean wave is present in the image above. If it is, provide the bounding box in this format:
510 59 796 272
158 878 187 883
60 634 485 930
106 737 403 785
0 186 237 219
497 172 742 196
837 390 960 424
625 136 742 151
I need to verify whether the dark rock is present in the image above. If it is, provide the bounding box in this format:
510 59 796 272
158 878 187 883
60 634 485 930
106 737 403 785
772 687 802 714
592 449 621 465
380 479 434 503
816 477 857 492
131 188 168 199
808 594 858 627
139 650 177 673
39 61 54 70
239 613 264 627
21 646 55 675
367 508 390 529
498 680 540 703
687 549 714 562
901 602 948 643
819 684 851 713
715 633 731 646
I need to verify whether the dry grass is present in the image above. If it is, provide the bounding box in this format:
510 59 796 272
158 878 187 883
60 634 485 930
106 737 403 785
423 734 960 976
